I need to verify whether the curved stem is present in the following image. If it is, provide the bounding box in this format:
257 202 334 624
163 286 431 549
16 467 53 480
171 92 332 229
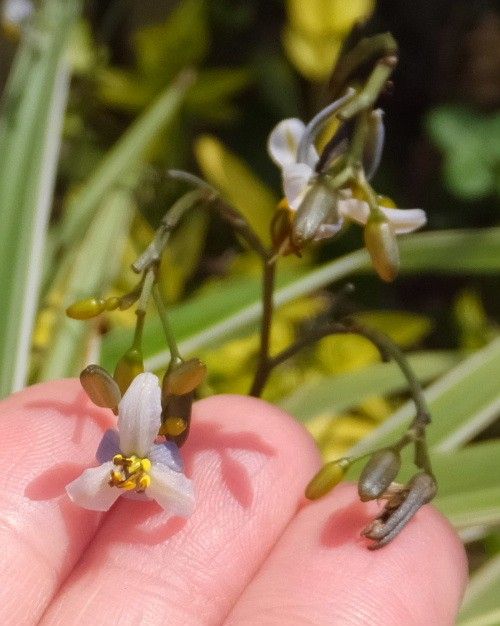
260 319 431 431
152 283 182 362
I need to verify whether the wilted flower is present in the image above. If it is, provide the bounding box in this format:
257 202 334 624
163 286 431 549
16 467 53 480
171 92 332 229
66 372 195 515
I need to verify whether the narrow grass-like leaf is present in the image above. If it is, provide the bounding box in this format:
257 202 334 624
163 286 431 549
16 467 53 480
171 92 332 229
58 70 195 251
280 351 460 420
348 337 500 457
0 0 82 397
102 227 500 372
40 187 135 380
459 552 500 624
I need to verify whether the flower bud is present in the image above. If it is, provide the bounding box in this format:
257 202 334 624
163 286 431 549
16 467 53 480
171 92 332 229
358 448 401 502
364 215 400 282
104 296 121 311
161 393 193 447
305 458 349 500
113 348 144 395
66 297 105 320
162 358 207 396
80 364 121 413
292 179 338 246
363 109 385 181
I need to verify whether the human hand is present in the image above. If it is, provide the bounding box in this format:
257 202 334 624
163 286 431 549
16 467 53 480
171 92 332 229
0 380 467 625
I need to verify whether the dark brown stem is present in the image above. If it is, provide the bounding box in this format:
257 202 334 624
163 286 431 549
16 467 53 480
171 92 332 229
249 257 277 397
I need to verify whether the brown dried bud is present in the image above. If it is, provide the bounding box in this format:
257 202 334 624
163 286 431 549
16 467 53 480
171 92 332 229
358 448 401 502
80 364 121 414
162 358 207 396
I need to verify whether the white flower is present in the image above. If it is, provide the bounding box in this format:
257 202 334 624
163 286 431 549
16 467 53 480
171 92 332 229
338 196 427 234
267 96 426 239
267 90 355 211
66 372 195 516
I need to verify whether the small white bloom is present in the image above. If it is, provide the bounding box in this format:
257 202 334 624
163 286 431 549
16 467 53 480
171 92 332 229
267 90 355 210
338 197 427 234
66 372 195 516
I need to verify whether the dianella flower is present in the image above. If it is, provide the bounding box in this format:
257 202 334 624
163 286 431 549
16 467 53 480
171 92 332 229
66 372 195 515
267 93 427 252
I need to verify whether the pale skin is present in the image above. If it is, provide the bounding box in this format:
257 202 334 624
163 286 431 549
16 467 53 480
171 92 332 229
0 380 467 625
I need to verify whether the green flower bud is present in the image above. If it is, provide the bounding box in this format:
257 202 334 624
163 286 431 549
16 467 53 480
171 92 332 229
364 215 400 282
305 458 350 500
358 448 401 502
113 348 144 395
80 364 121 414
66 297 105 320
292 179 338 246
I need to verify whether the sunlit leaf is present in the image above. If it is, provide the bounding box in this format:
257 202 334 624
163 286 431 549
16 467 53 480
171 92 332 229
195 135 278 243
0 0 81 398
280 351 459 420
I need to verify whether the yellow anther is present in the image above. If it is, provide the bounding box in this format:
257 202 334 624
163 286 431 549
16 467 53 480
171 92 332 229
138 475 151 490
127 459 142 473
120 479 138 491
277 197 289 211
109 470 125 486
108 453 152 492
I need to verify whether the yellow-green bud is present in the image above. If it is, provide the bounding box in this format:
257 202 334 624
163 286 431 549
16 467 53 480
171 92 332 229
162 358 207 396
358 448 401 502
80 364 121 413
113 348 144 395
66 297 105 320
364 215 400 282
305 458 349 500
104 296 121 311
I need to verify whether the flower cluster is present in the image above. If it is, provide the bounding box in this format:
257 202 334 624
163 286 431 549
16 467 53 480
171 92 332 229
267 93 427 281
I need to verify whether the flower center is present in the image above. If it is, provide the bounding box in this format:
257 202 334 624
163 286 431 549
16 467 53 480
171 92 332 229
109 454 151 491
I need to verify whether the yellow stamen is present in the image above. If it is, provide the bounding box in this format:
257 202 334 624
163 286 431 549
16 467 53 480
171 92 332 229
108 453 152 492
120 479 138 491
